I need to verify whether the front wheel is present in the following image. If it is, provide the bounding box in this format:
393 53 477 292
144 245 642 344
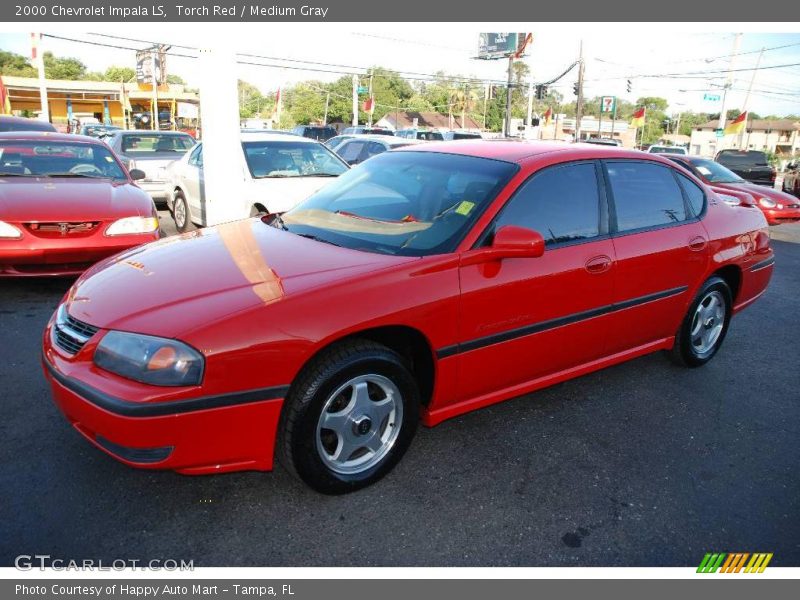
278 340 419 494
172 191 196 233
670 276 732 367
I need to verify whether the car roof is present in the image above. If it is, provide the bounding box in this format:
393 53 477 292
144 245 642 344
345 134 423 145
115 130 192 136
240 131 321 143
395 139 677 165
0 131 99 143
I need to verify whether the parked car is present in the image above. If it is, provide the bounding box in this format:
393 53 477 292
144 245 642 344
324 135 357 151
104 131 196 207
780 160 800 197
42 141 773 493
0 132 159 276
341 126 395 136
291 125 337 141
164 131 349 232
647 145 687 155
0 115 57 133
583 138 622 147
715 150 776 187
79 124 122 138
441 131 483 141
334 135 423 165
668 155 800 225
396 128 445 141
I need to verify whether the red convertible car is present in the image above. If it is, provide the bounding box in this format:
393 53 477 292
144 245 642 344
668 155 800 225
0 132 160 276
42 141 773 493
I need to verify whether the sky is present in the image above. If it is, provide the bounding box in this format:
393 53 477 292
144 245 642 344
1 25 799 118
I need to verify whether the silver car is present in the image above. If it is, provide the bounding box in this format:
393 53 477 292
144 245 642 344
104 131 196 206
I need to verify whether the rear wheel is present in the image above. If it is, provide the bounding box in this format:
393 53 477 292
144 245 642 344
278 340 419 494
173 191 196 233
670 276 732 367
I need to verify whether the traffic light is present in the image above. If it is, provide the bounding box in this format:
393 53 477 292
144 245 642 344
535 84 547 100
489 85 498 99
573 82 579 96
626 79 632 93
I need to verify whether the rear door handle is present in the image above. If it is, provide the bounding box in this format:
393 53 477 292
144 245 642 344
585 255 612 274
688 236 707 252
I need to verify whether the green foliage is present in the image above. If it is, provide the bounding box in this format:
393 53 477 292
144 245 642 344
0 50 36 77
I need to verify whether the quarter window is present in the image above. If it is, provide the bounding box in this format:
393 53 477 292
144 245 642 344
675 172 705 217
606 162 688 231
493 162 601 246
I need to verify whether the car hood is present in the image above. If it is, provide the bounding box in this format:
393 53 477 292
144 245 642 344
66 218 413 338
733 183 798 204
247 176 336 214
0 177 150 222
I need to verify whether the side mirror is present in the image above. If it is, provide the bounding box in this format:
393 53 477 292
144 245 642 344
129 168 146 181
347 158 360 166
461 225 545 266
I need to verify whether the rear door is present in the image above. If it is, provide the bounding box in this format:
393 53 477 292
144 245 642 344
183 144 204 222
456 161 616 402
602 160 710 355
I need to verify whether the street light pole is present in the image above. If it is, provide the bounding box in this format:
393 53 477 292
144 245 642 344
575 40 585 142
504 54 513 137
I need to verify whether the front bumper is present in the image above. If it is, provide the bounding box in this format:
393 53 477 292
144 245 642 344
0 232 159 277
763 207 800 225
42 323 285 475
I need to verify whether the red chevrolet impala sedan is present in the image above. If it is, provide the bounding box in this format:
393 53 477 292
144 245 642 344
667 155 800 225
42 141 774 493
0 132 159 276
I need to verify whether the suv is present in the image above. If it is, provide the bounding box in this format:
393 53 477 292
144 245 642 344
715 150 776 187
291 125 337 142
783 160 800 197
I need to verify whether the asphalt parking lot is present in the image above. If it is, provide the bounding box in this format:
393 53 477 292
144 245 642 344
1 216 798 567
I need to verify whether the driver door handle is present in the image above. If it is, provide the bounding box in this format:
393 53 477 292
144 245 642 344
585 255 612 274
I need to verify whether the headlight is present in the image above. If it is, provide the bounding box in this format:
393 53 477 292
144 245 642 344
0 220 22 239
94 331 204 386
758 197 777 209
105 216 159 236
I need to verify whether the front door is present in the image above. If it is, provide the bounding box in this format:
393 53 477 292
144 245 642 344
455 161 617 403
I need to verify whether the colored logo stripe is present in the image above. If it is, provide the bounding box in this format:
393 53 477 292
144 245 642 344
697 553 773 573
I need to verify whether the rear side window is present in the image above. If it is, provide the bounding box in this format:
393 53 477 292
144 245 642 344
606 162 687 232
493 162 601 246
338 141 366 162
675 172 705 217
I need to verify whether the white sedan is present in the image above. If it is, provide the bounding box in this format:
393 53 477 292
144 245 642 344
164 131 349 232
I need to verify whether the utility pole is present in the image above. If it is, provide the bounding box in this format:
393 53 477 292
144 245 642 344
526 79 534 135
351 74 358 127
150 46 160 131
323 92 330 126
718 32 742 148
740 46 764 149
367 70 374 127
32 33 49 123
483 83 488 130
575 41 585 142
504 54 514 137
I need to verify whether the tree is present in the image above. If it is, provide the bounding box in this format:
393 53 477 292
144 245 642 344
237 79 267 119
104 66 136 82
0 50 36 77
166 74 186 85
43 52 89 79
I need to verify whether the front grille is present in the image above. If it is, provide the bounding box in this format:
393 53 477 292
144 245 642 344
24 222 101 238
53 306 99 355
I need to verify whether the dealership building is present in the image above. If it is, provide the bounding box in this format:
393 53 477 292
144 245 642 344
1 75 199 132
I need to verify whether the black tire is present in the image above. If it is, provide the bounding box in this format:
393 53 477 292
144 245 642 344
172 191 196 233
278 339 419 494
670 276 732 368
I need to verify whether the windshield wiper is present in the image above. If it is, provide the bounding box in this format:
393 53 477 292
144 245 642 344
44 173 106 179
293 232 342 247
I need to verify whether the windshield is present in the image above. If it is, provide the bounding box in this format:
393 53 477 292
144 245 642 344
243 140 349 178
690 158 744 183
718 151 769 166
280 151 517 256
120 134 195 153
0 140 127 180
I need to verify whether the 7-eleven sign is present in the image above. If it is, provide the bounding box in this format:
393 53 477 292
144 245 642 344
600 96 616 113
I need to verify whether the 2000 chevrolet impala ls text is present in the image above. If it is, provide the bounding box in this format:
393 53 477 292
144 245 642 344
42 141 774 494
